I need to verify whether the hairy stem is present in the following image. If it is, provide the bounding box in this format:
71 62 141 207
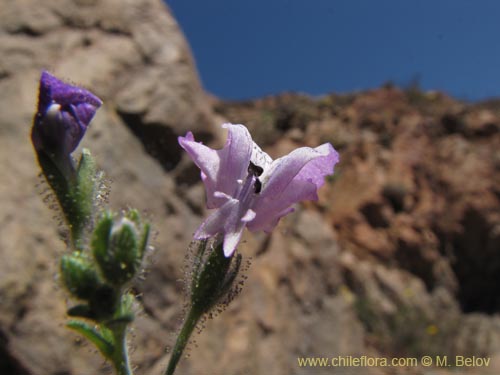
111 325 133 375
165 307 202 375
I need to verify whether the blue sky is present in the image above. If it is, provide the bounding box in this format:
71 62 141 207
166 0 500 101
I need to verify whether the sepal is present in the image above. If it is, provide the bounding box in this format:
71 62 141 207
69 148 100 245
60 252 101 301
189 238 242 315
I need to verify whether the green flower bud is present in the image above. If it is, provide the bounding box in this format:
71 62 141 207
92 211 150 287
60 252 101 301
190 239 242 314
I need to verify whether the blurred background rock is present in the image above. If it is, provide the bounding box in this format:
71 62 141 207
1 1 500 374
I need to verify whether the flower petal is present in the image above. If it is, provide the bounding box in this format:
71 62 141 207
260 143 338 196
219 123 254 195
38 71 102 111
178 124 254 209
241 209 256 222
194 197 239 239
222 226 246 257
179 132 222 208
193 196 247 257
248 143 339 232
248 179 316 232
253 207 295 233
250 142 273 171
294 143 339 188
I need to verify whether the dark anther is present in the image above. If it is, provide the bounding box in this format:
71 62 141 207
254 178 262 194
248 161 264 177
248 161 264 194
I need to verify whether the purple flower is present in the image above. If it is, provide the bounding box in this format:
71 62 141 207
179 123 339 257
31 71 102 156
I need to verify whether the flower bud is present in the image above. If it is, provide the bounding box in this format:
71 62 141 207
31 71 102 159
31 72 103 248
60 252 101 301
92 211 150 287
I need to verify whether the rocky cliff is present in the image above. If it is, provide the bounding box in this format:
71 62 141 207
1 1 500 375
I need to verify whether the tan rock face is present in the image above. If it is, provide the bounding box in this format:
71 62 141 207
2 1 500 375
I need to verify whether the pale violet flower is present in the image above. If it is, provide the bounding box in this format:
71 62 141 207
179 123 339 257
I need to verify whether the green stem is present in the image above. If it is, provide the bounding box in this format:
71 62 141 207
165 307 203 375
111 325 133 375
70 219 86 251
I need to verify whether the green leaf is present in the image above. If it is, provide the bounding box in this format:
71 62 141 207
92 211 114 273
67 304 95 320
60 252 101 301
99 324 115 346
125 209 141 226
125 209 150 261
67 320 114 358
66 149 99 248
110 221 137 261
75 149 97 212
107 220 139 285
